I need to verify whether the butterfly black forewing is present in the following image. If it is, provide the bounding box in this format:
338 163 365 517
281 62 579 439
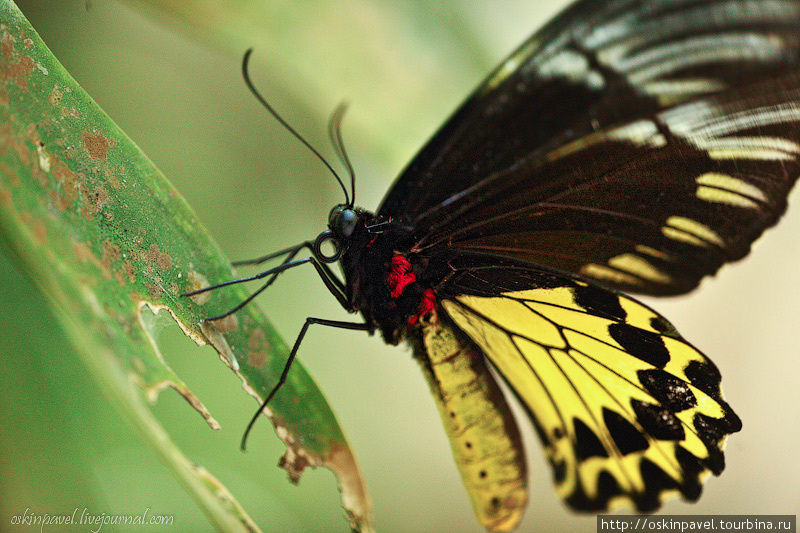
377 0 800 295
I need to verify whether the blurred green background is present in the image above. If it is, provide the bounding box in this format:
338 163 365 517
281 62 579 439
1 1 798 531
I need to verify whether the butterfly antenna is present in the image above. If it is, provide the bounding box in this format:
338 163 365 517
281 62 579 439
242 49 350 205
328 102 356 207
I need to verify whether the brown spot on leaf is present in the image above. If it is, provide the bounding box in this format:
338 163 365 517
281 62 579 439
72 241 112 280
103 165 121 189
82 130 113 161
248 350 268 368
22 214 47 245
1 33 14 60
279 449 310 484
0 32 35 90
187 270 211 305
122 260 136 283
145 281 162 300
49 86 62 106
0 185 10 205
101 240 120 270
80 185 111 220
26 123 40 145
0 123 31 166
247 328 271 369
48 188 68 210
72 241 91 261
145 243 172 270
11 55 34 90
248 327 266 350
23 38 32 49
205 314 238 334
50 157 84 209
141 263 155 279
0 161 19 186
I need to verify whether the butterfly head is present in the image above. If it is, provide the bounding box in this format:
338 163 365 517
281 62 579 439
312 204 362 263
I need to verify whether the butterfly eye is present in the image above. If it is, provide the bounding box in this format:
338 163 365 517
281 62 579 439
313 230 344 263
337 208 358 238
329 205 358 238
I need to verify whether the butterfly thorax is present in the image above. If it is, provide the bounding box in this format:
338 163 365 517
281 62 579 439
338 211 436 345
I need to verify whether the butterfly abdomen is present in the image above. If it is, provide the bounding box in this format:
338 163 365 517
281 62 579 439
409 310 528 532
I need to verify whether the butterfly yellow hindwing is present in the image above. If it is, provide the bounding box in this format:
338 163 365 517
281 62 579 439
438 281 741 514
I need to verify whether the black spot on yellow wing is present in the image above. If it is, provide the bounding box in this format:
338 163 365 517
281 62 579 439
685 359 724 397
638 459 683 511
440 271 741 514
631 400 685 441
638 369 697 411
609 323 670 368
674 446 705 496
569 471 624 512
573 284 626 320
553 458 567 484
694 411 742 475
649 315 679 336
574 418 608 460
603 408 649 455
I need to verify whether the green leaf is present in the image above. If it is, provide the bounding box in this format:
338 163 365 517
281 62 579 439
0 2 370 531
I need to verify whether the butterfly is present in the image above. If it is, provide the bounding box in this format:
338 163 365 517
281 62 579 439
186 0 800 530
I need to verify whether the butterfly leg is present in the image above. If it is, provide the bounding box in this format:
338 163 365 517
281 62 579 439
184 254 349 318
184 257 314 297
203 248 307 320
231 241 311 267
241 317 370 450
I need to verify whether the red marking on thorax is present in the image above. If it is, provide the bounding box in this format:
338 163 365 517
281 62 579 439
408 289 437 327
387 254 416 298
